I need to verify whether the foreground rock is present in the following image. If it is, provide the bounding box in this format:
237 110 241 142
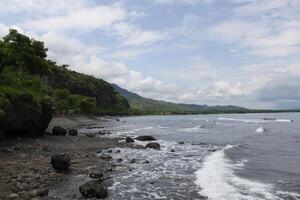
52 126 67 136
126 136 134 143
135 135 156 141
146 142 160 150
68 129 78 136
51 153 71 171
79 180 108 199
0 95 52 137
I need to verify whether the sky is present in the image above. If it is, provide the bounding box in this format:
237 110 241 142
0 0 300 109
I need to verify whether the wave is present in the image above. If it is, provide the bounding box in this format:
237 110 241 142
218 117 293 124
194 145 278 200
255 127 265 133
180 125 204 133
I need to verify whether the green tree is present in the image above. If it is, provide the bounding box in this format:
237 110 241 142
79 98 96 115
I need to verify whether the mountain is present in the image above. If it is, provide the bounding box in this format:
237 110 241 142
112 84 249 114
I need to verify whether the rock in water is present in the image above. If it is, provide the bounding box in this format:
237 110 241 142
68 129 78 136
146 142 160 150
135 135 156 141
52 126 67 136
125 136 134 143
51 154 71 171
79 180 108 199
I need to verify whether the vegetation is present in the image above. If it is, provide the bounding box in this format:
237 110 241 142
0 29 129 117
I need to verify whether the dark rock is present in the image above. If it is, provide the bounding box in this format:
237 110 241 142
134 145 145 149
179 142 185 145
79 180 108 199
107 149 113 153
125 136 134 143
135 135 156 141
51 153 71 171
146 142 160 150
68 129 78 136
99 154 112 161
52 127 67 136
116 150 121 153
171 148 175 152
98 131 105 135
1 95 52 137
37 189 49 196
143 160 149 164
96 150 102 154
89 173 104 179
130 159 136 163
116 158 123 162
87 133 96 137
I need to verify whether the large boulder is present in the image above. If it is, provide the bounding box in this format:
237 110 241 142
51 153 71 171
79 180 108 199
135 135 156 141
0 95 53 137
52 126 67 136
146 142 161 150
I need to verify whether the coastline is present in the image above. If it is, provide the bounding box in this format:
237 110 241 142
0 116 132 199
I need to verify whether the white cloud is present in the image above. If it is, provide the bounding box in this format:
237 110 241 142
150 0 208 4
0 23 9 38
23 4 126 32
0 0 86 16
112 23 170 46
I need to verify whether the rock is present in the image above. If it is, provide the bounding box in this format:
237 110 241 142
125 136 134 143
116 150 121 153
179 142 185 145
37 189 49 196
79 180 108 199
89 173 104 179
98 131 105 135
0 95 52 137
146 142 160 150
116 158 123 162
107 149 113 153
51 153 71 171
143 160 150 164
68 129 78 136
86 133 96 137
52 126 67 136
171 148 175 152
99 154 112 161
135 135 157 141
9 193 19 199
130 159 136 163
134 145 145 149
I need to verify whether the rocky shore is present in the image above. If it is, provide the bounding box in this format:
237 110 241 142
0 117 133 200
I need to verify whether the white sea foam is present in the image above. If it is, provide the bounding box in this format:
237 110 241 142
255 127 265 133
180 125 204 133
195 145 278 200
217 117 266 124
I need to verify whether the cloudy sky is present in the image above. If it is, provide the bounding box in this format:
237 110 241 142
1 0 300 109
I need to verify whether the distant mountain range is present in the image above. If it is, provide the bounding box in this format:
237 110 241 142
112 84 250 114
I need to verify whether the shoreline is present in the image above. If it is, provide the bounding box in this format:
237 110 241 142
0 116 132 199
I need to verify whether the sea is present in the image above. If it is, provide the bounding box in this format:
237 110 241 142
87 113 300 200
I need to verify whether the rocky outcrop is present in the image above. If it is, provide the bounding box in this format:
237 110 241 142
0 95 52 137
146 142 160 150
79 180 108 199
51 153 71 171
135 135 156 141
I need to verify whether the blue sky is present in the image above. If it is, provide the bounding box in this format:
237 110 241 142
0 0 300 109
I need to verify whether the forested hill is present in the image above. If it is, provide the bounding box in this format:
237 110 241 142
0 29 129 137
112 84 250 114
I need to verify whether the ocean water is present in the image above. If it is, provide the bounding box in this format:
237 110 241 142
96 113 300 200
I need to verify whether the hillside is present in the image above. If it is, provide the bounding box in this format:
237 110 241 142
0 29 129 137
112 84 249 114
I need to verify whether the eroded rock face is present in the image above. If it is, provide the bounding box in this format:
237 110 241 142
0 95 53 137
146 142 161 150
79 180 108 199
51 153 71 171
135 135 156 141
